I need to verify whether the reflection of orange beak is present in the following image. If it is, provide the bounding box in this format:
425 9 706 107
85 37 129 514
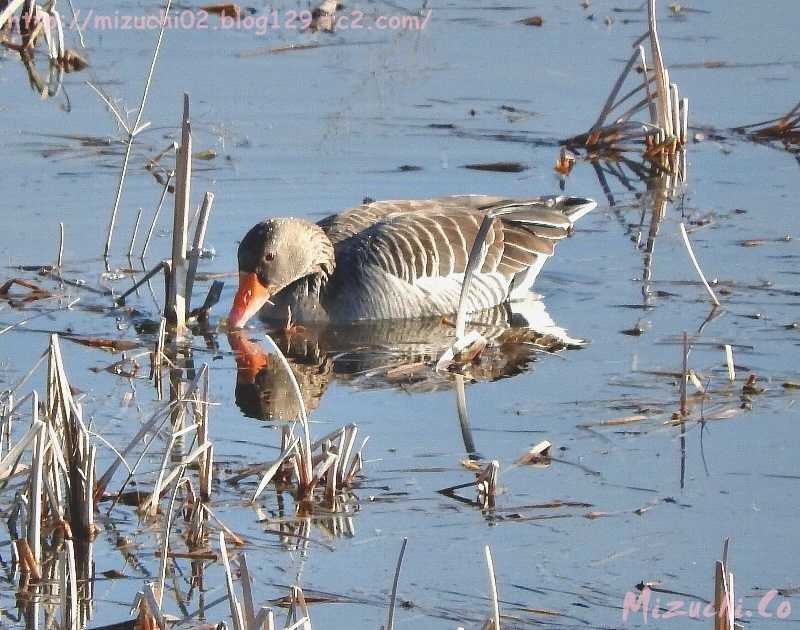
228 272 272 329
227 330 270 385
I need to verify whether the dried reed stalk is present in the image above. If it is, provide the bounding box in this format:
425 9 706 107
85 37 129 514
0 0 25 30
57 222 65 269
678 223 720 307
737 100 800 144
714 538 735 630
27 392 44 568
564 0 686 170
197 367 213 501
128 208 143 258
166 93 192 340
724 345 735 383
262 335 313 491
141 170 175 259
484 545 500 629
386 537 408 630
220 532 245 630
185 191 214 313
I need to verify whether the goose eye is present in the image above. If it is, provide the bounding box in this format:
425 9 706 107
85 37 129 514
264 252 276 262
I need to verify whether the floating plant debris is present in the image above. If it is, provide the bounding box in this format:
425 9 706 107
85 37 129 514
518 16 544 26
462 161 527 172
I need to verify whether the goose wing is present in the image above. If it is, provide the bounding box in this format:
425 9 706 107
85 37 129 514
324 196 594 286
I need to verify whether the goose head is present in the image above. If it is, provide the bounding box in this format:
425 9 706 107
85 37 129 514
228 218 335 328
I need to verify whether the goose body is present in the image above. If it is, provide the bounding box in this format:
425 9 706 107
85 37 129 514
229 195 596 327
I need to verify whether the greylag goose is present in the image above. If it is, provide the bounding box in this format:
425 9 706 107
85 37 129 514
228 195 596 327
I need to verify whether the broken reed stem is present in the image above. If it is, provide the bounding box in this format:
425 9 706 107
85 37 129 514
141 169 174 259
128 208 143 258
142 583 166 630
157 470 185 607
714 538 735 630
103 0 173 258
198 367 213 501
250 437 299 503
714 561 724 630
57 222 65 269
680 97 689 145
167 94 192 341
185 191 214 313
64 539 78 630
647 0 671 136
639 45 657 126
238 554 257 629
0 0 25 30
219 532 245 630
678 223 720 307
115 261 166 306
724 344 735 383
386 537 408 630
591 46 641 133
28 391 44 568
484 545 501 630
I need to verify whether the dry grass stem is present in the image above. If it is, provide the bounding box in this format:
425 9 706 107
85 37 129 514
142 170 175 259
386 537 408 630
57 222 65 269
166 94 192 340
563 0 687 175
128 208 144 258
0 0 26 30
220 532 246 630
679 223 720 307
714 538 735 630
103 0 174 257
185 191 214 313
484 545 501 629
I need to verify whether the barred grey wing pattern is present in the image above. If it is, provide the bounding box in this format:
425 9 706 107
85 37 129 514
316 195 594 320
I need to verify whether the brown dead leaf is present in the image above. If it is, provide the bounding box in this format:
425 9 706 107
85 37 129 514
64 336 141 352
202 3 241 17
0 278 51 299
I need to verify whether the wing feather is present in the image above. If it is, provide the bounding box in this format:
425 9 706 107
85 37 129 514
321 196 589 293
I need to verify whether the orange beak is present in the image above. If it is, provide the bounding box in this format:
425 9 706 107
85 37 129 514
228 272 272 329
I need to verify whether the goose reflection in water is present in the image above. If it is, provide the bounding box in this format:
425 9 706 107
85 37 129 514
228 296 585 422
